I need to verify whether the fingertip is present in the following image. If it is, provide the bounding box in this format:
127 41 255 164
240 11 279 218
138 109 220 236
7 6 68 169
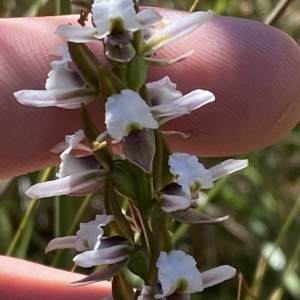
152 13 300 156
0 256 111 300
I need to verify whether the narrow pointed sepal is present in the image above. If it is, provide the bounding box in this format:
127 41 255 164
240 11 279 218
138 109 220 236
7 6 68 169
26 169 108 199
169 208 229 225
45 236 77 253
209 159 249 181
69 258 129 286
202 265 236 289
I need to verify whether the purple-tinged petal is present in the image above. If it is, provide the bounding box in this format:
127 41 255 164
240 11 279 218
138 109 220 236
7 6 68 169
26 169 108 199
73 243 131 268
147 76 182 106
160 194 191 213
169 208 228 225
69 258 129 286
160 183 191 212
45 236 77 253
123 129 156 173
58 156 100 178
105 43 136 63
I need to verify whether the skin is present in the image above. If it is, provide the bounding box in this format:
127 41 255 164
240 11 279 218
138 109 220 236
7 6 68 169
1 8 300 300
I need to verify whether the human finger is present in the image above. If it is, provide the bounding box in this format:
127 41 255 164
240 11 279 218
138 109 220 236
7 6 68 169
0 10 300 179
0 255 111 300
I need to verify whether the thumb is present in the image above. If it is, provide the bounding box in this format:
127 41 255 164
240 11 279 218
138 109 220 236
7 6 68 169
0 9 300 178
154 9 300 156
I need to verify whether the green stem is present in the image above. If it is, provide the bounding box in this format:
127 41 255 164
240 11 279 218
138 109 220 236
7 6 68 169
139 209 159 287
189 0 200 12
247 195 300 300
153 130 163 193
6 167 53 256
269 232 300 299
264 0 293 26
51 193 93 267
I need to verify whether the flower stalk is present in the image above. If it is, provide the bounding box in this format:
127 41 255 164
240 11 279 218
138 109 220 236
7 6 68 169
14 1 248 299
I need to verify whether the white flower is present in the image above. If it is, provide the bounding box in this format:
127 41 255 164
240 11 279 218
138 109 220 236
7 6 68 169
169 153 249 196
46 215 131 268
56 1 161 43
104 89 159 143
14 46 95 109
148 76 215 124
73 236 130 268
169 153 213 195
155 250 236 299
155 250 203 298
26 130 108 199
160 153 248 212
46 214 113 252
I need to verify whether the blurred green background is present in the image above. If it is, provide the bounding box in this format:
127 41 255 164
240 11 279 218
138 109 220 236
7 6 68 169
1 0 300 299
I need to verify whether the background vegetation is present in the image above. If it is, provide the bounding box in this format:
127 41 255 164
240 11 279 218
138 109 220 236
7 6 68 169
1 0 300 299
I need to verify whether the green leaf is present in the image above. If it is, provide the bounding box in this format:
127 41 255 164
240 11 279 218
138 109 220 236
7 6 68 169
110 160 151 207
97 66 127 108
68 42 101 90
126 55 147 92
128 246 150 281
153 130 173 191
